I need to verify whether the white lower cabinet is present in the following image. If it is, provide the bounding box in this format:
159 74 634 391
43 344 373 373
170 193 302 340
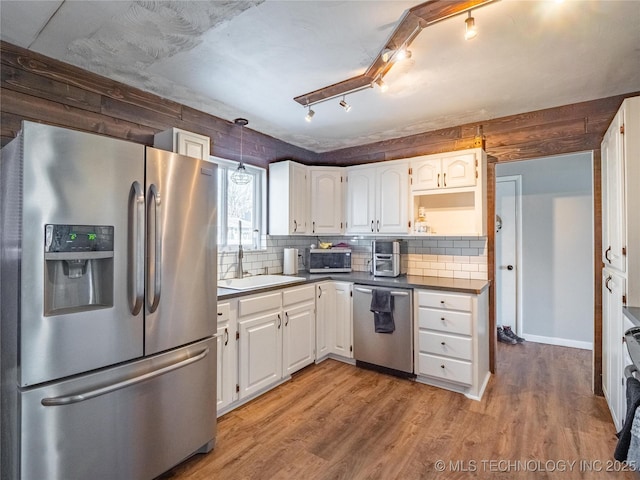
216 300 238 415
414 288 490 400
237 285 315 401
283 285 316 375
316 281 353 361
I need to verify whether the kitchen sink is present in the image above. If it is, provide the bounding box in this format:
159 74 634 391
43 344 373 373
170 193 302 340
219 275 306 291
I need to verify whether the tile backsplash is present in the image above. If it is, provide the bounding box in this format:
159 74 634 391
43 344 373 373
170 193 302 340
218 235 487 281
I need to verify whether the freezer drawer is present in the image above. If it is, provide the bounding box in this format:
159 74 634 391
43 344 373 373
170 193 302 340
16 337 216 480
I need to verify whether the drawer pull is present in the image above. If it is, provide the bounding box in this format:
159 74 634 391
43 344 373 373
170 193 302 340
441 342 446 346
440 300 445 304
441 317 445 321
440 364 445 369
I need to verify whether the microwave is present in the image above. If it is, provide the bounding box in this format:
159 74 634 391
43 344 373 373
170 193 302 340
372 240 407 277
307 248 352 273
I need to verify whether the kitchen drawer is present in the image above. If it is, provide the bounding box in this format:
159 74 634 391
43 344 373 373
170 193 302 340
283 284 315 306
418 307 472 336
417 290 472 312
238 292 282 317
419 331 472 361
217 302 231 323
418 353 472 386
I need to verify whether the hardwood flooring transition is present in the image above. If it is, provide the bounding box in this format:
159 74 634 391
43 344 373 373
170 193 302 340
160 343 634 479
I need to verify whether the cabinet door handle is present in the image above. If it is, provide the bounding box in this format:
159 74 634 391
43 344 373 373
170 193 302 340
605 275 613 293
443 172 447 187
285 312 289 327
377 220 380 232
437 173 440 187
441 342 446 346
277 314 282 329
440 317 446 322
371 220 374 232
312 221 315 233
440 364 445 369
293 220 297 233
318 286 322 298
605 246 612 263
224 327 229 346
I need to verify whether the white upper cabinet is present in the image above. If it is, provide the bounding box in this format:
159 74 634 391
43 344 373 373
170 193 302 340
153 127 210 160
412 151 477 191
310 168 344 235
346 162 409 235
409 148 486 236
269 160 310 235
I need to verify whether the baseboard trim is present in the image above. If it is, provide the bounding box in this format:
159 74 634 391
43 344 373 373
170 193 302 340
524 334 592 351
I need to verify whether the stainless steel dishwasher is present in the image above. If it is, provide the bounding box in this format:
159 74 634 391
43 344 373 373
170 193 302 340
353 285 414 377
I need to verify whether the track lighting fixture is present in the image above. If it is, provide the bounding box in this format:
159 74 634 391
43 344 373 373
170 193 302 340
305 106 315 122
465 11 478 40
231 118 252 185
339 97 351 112
381 48 394 63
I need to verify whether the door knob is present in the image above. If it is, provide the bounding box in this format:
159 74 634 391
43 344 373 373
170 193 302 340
507 265 514 271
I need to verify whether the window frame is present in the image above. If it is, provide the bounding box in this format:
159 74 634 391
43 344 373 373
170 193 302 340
208 156 266 252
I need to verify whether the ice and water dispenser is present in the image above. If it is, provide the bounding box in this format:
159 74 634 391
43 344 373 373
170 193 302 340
44 224 114 316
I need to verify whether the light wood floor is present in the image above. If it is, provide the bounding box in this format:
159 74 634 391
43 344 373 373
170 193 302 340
160 343 634 479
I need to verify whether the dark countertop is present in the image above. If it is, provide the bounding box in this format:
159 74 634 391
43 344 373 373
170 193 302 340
218 271 490 301
624 307 640 327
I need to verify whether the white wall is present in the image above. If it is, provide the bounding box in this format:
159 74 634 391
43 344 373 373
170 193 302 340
497 152 594 349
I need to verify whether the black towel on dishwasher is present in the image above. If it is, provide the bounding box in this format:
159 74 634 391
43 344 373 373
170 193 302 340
370 289 395 334
615 376 640 461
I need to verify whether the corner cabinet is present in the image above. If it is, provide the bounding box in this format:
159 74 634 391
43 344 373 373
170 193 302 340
310 167 344 235
345 161 410 235
414 288 490 401
409 148 486 236
269 160 310 235
316 281 353 362
153 127 210 160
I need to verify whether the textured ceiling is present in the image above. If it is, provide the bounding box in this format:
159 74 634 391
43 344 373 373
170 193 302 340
1 0 639 152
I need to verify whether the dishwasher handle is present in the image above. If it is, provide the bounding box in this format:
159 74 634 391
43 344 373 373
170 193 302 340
354 287 409 297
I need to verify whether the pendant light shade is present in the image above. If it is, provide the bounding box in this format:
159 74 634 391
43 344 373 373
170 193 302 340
231 118 252 185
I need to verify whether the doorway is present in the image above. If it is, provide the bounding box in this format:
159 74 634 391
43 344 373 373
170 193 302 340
495 153 594 350
495 175 522 337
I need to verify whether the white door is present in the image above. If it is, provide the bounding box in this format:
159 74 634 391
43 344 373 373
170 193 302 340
238 311 282 399
310 169 343 234
496 176 521 334
346 168 376 234
316 282 335 360
377 163 409 234
283 302 316 375
334 282 353 358
291 163 309 234
441 153 476 188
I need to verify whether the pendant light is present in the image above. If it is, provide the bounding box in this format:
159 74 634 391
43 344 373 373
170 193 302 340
231 118 251 185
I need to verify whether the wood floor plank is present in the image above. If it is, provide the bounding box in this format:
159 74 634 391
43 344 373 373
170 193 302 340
159 343 635 480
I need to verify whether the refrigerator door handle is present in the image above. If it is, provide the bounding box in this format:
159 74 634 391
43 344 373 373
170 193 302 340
41 347 210 407
147 183 162 313
129 181 145 315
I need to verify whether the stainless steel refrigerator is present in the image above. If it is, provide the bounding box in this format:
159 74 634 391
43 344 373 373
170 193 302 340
1 121 217 479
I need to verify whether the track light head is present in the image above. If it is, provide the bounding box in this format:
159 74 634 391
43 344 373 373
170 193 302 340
375 78 388 93
339 97 351 112
465 12 477 40
396 48 412 61
305 106 315 122
381 48 394 63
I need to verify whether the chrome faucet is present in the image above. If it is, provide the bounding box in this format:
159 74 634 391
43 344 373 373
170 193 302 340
236 220 244 279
